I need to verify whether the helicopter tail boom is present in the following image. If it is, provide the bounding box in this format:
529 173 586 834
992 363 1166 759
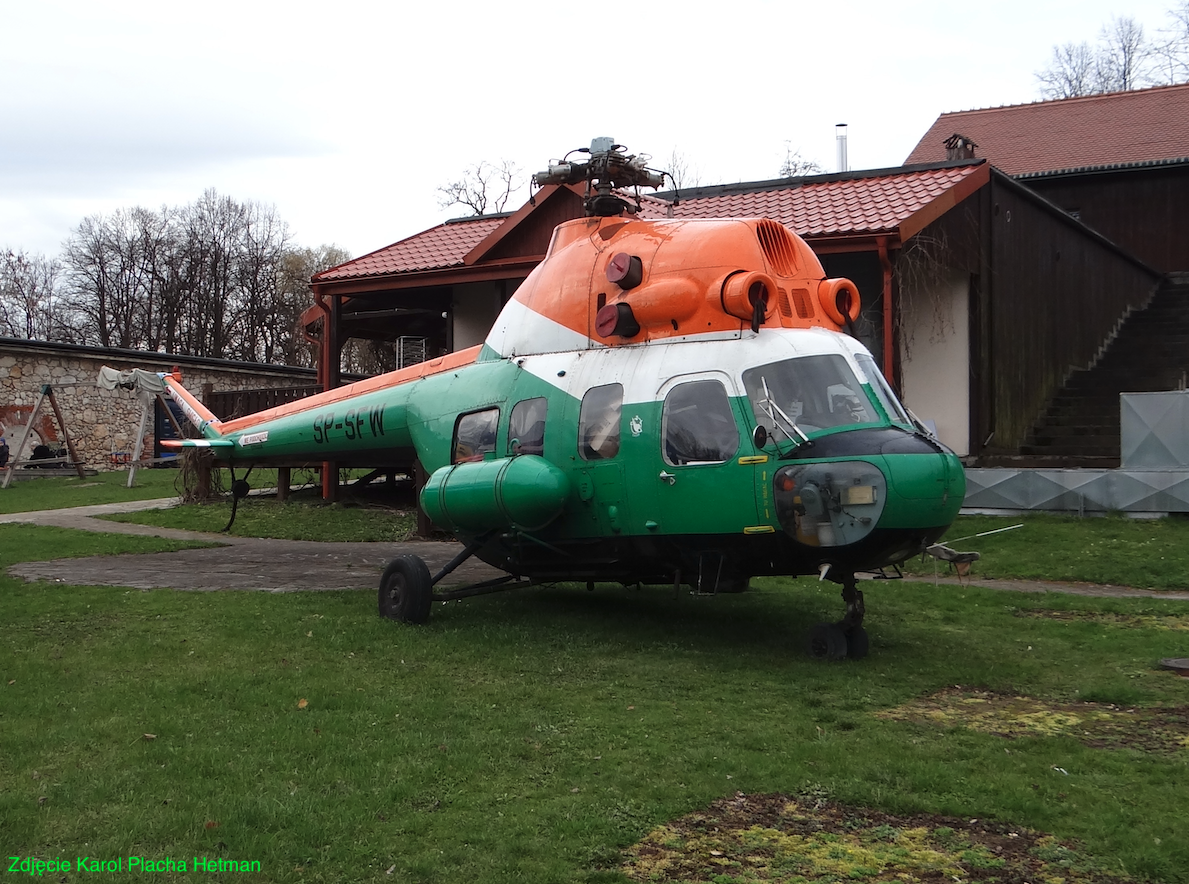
157 345 484 462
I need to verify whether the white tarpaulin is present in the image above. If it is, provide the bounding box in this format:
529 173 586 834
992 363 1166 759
96 367 168 395
96 366 174 487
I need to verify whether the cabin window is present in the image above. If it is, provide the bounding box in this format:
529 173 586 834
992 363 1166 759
662 380 739 465
579 384 623 460
452 408 499 463
508 397 546 456
743 354 878 440
854 354 912 425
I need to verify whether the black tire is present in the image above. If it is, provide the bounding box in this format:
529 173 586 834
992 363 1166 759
807 622 848 660
715 575 750 594
378 555 433 624
845 625 869 659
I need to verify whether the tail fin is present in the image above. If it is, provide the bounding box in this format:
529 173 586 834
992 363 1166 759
162 373 226 443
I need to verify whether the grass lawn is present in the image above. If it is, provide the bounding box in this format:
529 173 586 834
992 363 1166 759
0 467 185 514
902 512 1189 591
3 516 1188 882
103 485 417 543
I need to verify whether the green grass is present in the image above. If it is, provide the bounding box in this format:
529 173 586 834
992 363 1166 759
103 487 417 542
903 512 1189 590
3 524 1189 883
110 503 1189 589
0 467 185 514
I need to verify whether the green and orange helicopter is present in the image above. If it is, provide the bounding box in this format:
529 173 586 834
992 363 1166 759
158 139 965 659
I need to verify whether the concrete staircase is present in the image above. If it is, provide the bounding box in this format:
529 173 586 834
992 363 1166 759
1017 274 1189 467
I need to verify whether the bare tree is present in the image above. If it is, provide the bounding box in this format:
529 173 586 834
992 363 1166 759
1035 41 1099 98
275 244 352 368
62 207 167 349
62 191 299 361
1036 14 1163 98
665 149 703 190
0 249 68 340
780 144 824 177
436 160 524 215
1155 0 1189 82
1096 16 1155 91
227 200 292 363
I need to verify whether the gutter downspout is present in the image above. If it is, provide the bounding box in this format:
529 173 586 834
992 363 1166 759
877 237 895 389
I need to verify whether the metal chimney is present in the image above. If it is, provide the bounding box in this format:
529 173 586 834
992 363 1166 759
836 123 848 173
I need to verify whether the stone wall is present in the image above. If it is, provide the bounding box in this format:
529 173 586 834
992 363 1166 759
0 338 317 471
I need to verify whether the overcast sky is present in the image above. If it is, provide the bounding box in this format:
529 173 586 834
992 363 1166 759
1 0 1179 261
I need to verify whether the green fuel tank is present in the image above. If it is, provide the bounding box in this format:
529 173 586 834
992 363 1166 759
420 455 572 533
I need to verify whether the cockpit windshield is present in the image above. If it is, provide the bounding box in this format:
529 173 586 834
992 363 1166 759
743 354 879 441
853 353 913 426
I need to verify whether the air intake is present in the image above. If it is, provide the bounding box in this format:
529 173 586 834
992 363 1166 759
755 220 799 277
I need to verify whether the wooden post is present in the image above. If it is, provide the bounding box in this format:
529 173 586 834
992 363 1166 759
195 451 212 500
2 385 86 487
126 396 151 488
44 386 86 480
0 388 46 489
277 466 291 502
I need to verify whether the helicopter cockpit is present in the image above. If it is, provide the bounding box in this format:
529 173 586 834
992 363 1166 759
743 353 881 440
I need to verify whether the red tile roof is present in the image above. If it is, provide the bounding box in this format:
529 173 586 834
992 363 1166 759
314 215 507 282
904 83 1189 175
316 164 989 280
642 164 987 237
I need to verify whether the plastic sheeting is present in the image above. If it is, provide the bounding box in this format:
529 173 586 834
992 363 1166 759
96 367 167 394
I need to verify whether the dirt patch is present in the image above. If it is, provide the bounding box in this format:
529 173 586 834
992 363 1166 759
1017 609 1189 632
876 687 1189 755
622 791 1136 882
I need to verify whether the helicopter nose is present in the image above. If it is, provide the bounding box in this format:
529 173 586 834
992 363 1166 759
881 446 965 523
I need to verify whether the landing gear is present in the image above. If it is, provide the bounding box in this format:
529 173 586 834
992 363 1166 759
377 535 531 625
807 622 848 659
806 570 868 659
378 555 433 624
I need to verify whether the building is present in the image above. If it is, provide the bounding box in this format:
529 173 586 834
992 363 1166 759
302 161 1158 462
906 83 1189 273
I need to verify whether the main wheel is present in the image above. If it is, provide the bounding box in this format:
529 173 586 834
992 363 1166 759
807 622 848 660
715 575 750 594
378 555 433 624
845 625 869 659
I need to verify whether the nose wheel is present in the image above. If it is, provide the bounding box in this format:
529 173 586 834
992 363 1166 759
806 572 868 659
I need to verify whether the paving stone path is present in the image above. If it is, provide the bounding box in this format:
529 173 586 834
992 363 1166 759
1 499 506 592
3 499 1187 600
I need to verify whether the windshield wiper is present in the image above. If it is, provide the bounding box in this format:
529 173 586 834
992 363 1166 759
757 376 812 453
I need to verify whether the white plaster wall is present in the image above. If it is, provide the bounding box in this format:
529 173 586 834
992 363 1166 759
452 282 504 350
899 270 970 456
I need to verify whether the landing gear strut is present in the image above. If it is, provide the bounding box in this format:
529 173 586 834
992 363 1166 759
807 571 868 660
377 534 531 625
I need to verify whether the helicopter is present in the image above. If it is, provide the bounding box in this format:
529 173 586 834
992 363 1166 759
156 138 966 659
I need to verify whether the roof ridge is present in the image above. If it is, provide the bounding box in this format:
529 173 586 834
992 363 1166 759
935 81 1189 118
649 159 984 202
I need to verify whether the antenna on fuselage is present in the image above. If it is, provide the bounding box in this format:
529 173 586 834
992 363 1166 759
533 137 669 217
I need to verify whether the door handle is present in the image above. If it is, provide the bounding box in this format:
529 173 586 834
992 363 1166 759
659 471 676 485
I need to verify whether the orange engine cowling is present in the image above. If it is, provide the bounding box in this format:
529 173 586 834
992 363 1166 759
818 278 861 325
721 270 779 323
